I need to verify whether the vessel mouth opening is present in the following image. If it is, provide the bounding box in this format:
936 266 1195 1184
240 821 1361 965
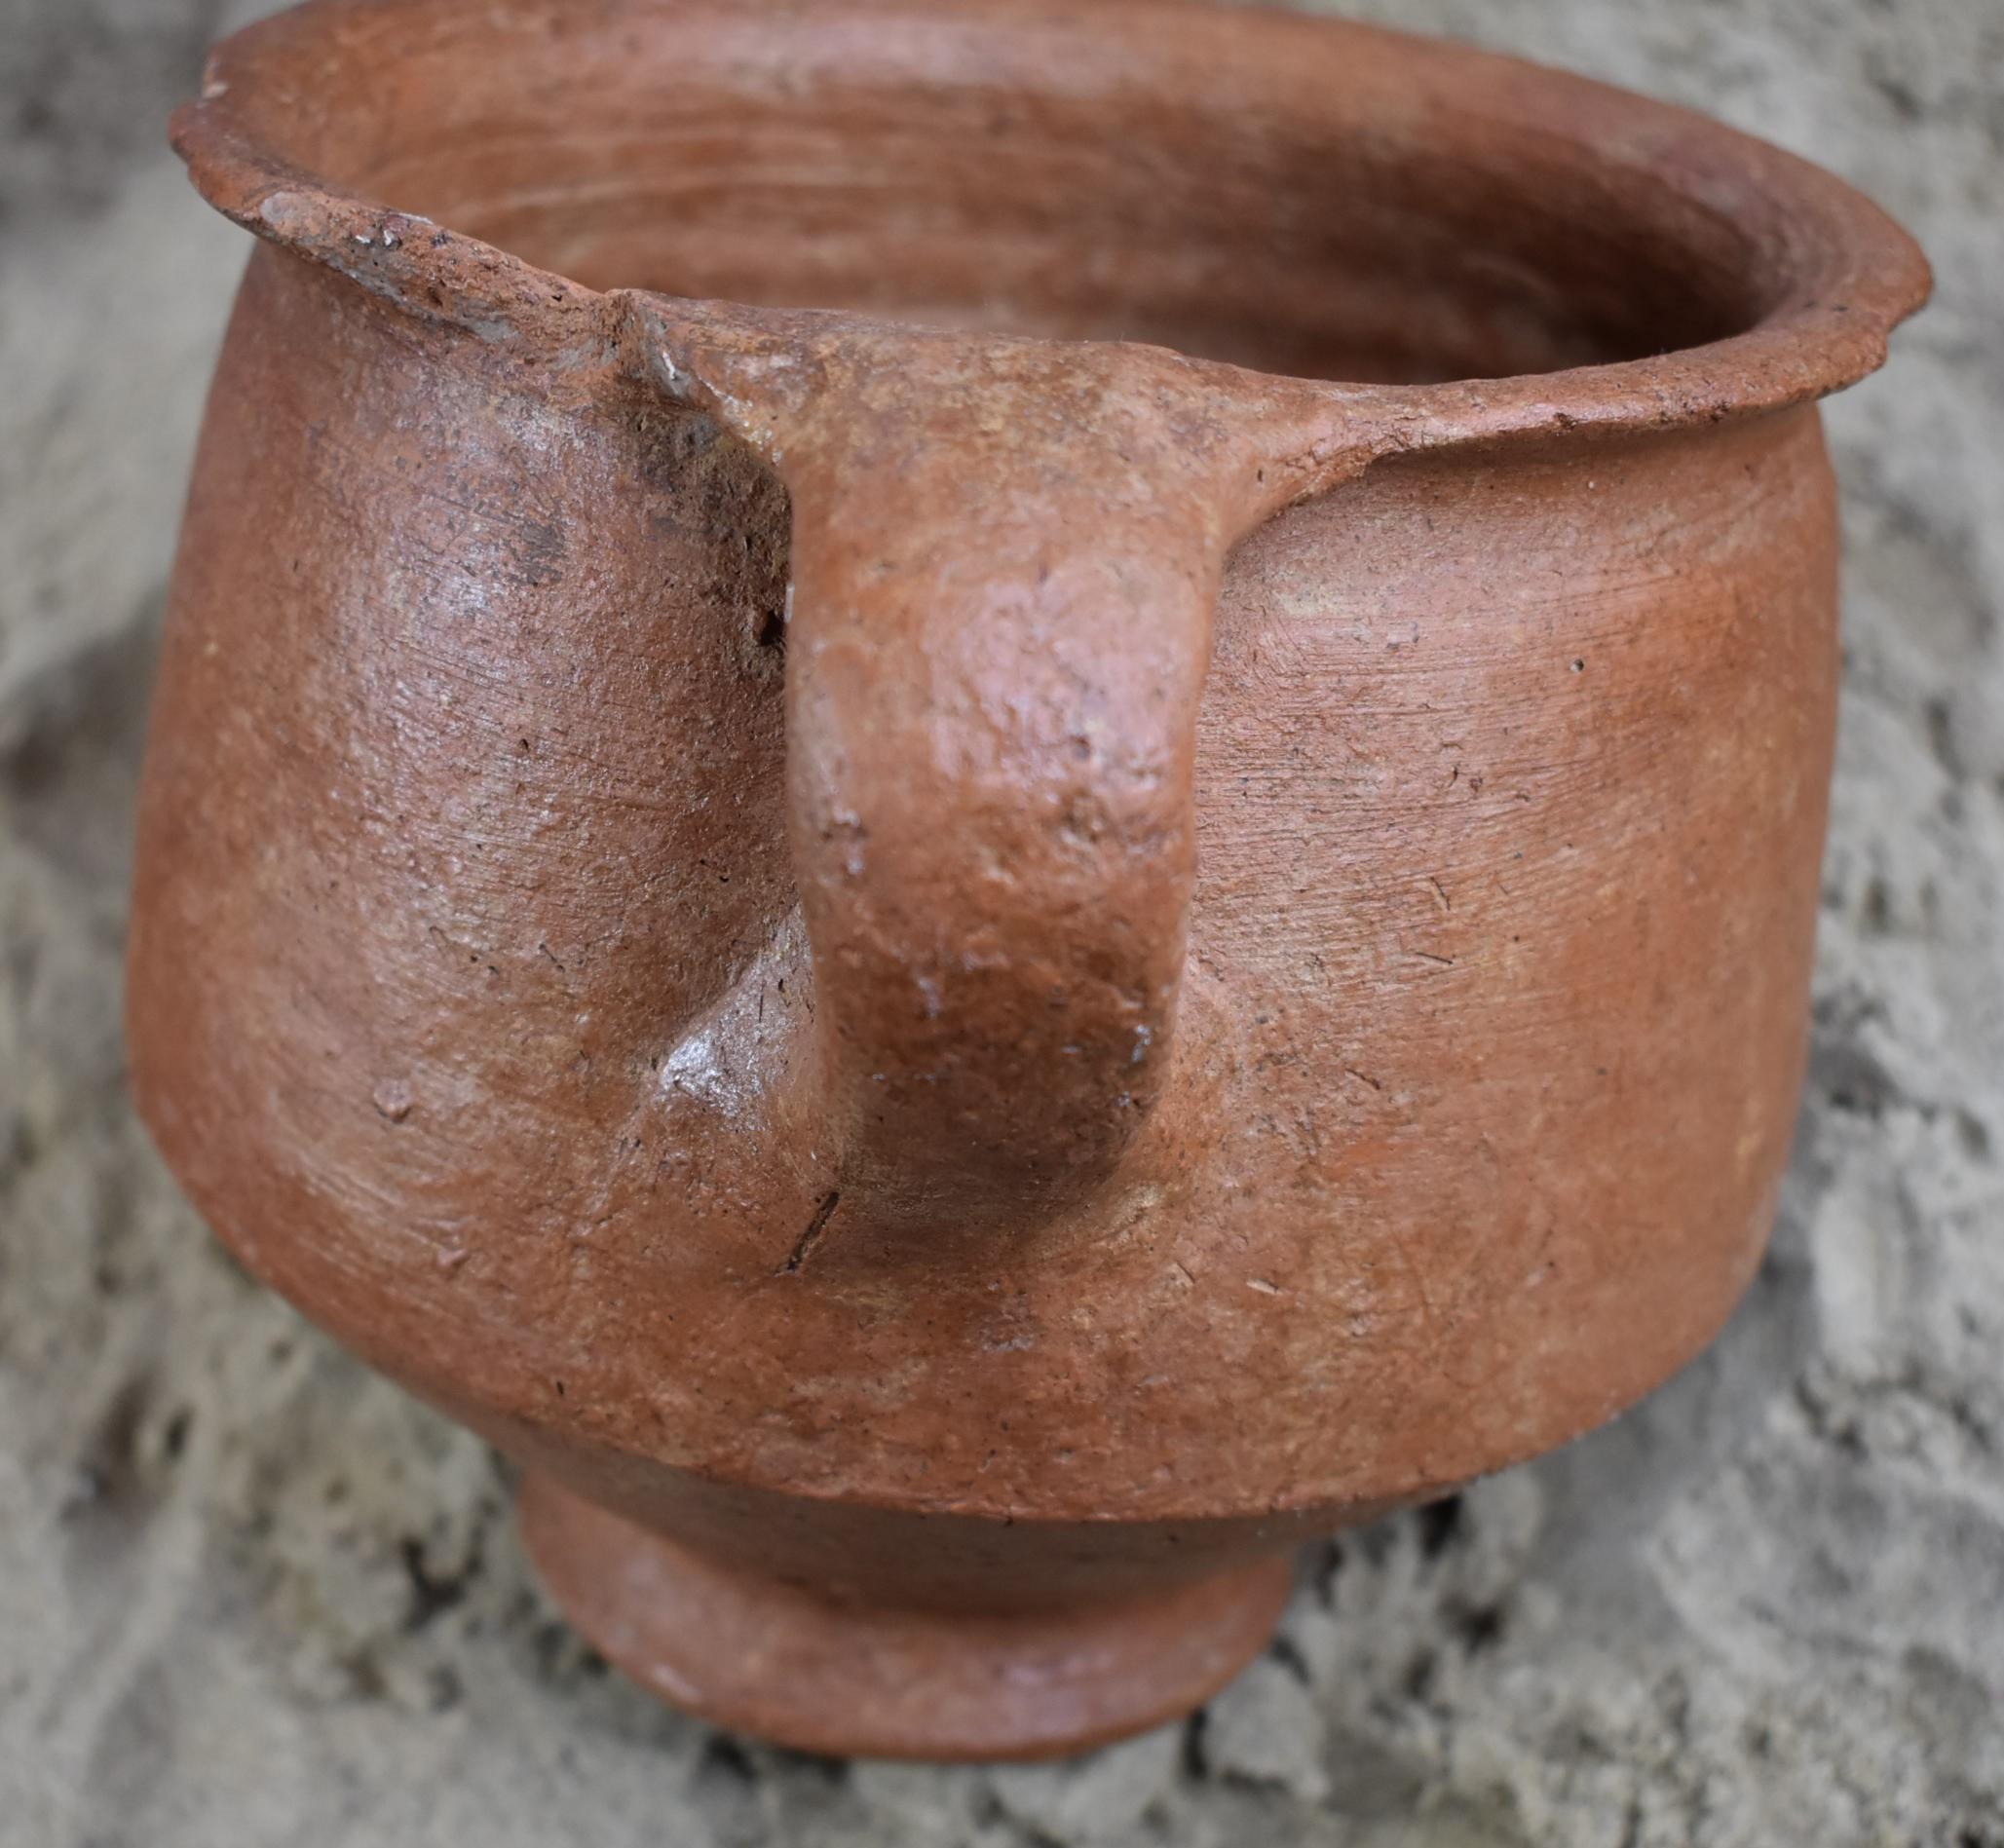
179 0 1927 402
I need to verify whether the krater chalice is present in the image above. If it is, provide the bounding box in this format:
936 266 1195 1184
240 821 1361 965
130 0 1927 1757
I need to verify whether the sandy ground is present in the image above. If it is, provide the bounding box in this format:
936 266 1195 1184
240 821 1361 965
2 1 2000 1843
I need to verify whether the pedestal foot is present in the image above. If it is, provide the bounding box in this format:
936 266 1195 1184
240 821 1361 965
517 1474 1293 1761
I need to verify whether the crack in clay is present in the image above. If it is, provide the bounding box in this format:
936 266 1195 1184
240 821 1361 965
776 1190 842 1276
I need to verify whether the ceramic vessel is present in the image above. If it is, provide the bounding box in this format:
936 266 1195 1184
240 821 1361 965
129 0 1928 1759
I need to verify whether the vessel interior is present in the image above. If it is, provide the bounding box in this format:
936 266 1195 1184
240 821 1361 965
221 3 1779 385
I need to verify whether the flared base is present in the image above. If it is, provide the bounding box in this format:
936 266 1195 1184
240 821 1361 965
517 1474 1294 1761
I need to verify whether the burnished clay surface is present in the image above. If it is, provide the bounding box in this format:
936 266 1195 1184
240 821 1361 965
126 0 1927 1758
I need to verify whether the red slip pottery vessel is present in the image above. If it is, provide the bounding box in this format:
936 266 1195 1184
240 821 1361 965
129 0 1928 1760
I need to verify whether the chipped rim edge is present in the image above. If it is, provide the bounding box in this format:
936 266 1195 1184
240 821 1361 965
170 0 1934 474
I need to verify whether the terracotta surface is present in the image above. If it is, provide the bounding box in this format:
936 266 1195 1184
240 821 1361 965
127 0 1926 1759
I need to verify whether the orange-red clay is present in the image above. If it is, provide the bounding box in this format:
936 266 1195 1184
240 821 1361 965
129 0 1928 1759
